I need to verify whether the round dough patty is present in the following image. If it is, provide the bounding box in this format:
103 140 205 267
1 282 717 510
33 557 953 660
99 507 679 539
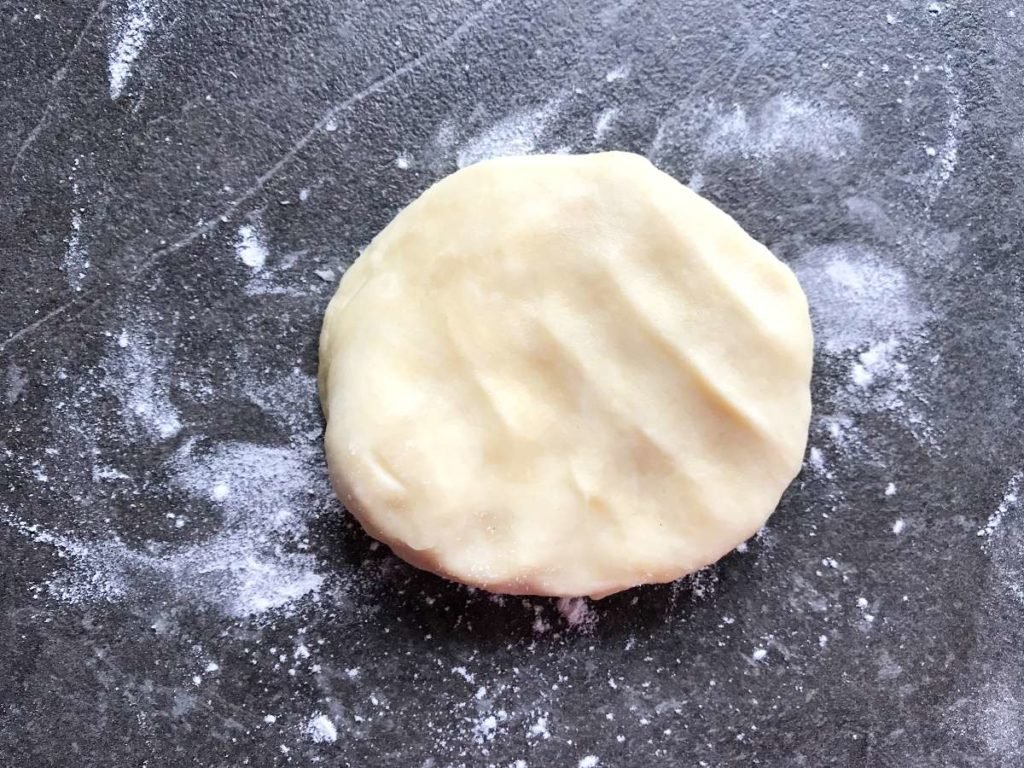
319 151 813 598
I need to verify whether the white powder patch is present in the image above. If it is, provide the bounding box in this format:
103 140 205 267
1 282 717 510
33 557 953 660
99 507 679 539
594 107 619 143
556 596 596 630
243 368 320 437
5 364 27 405
793 244 926 353
807 446 827 475
528 715 550 739
885 482 897 496
5 441 324 617
395 154 411 170
892 519 906 534
102 327 182 440
702 95 861 163
974 684 1024 759
473 714 498 743
235 223 268 270
752 647 768 662
456 98 562 168
108 0 155 100
243 245 306 297
65 210 88 291
850 338 906 391
605 64 629 82
924 67 963 202
979 472 1021 539
305 712 338 743
579 757 600 768
93 465 131 482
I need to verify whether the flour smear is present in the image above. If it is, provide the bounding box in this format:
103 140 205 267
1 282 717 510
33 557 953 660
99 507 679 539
456 98 562 168
103 325 182 440
701 95 861 162
8 313 327 618
108 0 155 100
9 439 324 618
652 93 861 170
794 241 937 455
979 472 1024 608
794 244 926 354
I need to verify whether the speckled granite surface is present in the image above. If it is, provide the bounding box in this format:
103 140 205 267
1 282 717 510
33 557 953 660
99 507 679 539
3 1 1024 765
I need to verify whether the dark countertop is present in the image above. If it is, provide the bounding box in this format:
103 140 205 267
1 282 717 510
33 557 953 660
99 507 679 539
3 1 1024 765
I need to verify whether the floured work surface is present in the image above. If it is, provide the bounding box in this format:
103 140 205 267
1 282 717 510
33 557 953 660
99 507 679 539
2 1 1023 766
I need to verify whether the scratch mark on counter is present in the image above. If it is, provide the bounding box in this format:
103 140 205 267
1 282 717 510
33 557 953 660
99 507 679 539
213 0 499 222
0 2 500 356
8 0 109 178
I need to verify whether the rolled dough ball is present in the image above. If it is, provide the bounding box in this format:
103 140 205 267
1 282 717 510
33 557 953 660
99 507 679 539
319 151 812 599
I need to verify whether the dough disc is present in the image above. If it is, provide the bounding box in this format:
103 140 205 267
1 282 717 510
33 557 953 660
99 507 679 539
319 151 813 598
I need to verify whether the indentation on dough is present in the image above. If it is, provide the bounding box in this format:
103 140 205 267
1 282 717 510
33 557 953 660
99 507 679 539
595 259 772 441
437 309 513 434
533 322 707 504
366 449 406 496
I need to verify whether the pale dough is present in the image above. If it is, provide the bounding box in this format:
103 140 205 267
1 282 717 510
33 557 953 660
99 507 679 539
319 151 813 599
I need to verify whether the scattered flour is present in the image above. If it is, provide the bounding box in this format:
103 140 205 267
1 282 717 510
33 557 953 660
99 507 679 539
579 756 600 768
7 440 325 617
594 107 619 143
850 338 907 392
65 208 88 292
236 223 269 270
924 66 963 202
456 98 562 168
305 712 338 743
793 244 925 354
473 714 499 743
556 597 596 630
102 326 182 440
701 95 861 163
236 231 307 296
807 446 827 475
979 472 1021 539
243 367 322 436
605 64 629 82
528 716 550 739
108 0 155 100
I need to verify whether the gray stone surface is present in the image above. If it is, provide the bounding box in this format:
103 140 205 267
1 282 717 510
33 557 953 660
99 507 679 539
3 0 1024 765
